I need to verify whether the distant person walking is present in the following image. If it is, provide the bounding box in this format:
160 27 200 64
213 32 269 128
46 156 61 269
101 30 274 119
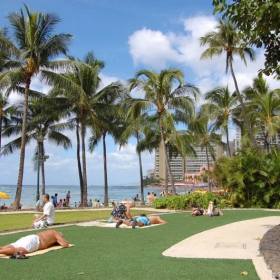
52 193 58 207
66 191 71 206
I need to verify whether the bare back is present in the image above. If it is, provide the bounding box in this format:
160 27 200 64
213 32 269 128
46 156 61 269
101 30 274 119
148 215 168 225
37 229 69 250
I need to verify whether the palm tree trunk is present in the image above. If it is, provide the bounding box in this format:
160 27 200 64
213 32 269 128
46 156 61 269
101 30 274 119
41 142 46 195
164 166 168 195
76 123 83 202
264 134 270 153
159 120 175 194
136 132 144 204
225 125 232 157
103 133 109 206
229 61 258 148
205 145 212 193
164 148 175 194
0 107 2 154
14 77 31 209
81 110 88 207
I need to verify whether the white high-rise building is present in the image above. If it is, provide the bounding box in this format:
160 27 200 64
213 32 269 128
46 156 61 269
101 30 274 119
154 142 186 181
154 141 223 181
234 126 242 151
186 144 223 173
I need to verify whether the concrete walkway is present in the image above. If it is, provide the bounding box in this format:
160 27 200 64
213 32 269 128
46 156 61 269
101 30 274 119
0 207 175 215
163 216 280 280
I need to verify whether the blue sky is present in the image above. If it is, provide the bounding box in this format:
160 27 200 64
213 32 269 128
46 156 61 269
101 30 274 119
0 0 278 186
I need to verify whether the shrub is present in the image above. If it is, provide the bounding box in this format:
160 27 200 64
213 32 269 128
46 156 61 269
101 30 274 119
214 147 280 209
152 193 228 210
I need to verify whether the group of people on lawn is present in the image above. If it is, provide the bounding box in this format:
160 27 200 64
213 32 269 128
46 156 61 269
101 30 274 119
0 194 222 259
191 201 223 217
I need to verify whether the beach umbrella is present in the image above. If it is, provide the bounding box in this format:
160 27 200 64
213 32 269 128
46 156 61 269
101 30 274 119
0 192 10 199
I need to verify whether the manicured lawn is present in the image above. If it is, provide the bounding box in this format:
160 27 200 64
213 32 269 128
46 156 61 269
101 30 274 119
0 209 156 232
0 210 280 280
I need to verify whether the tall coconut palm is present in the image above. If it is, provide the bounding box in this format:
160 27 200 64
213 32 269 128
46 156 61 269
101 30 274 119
51 52 104 206
0 5 72 208
136 115 196 195
189 114 222 192
128 67 199 194
88 82 127 206
243 76 280 152
201 86 238 157
2 97 73 196
200 19 258 148
118 96 151 204
0 93 10 156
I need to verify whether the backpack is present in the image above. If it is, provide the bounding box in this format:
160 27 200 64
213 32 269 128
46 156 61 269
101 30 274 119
111 203 127 218
117 203 127 214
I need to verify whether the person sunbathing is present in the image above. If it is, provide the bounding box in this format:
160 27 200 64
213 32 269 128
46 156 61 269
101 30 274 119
0 229 69 259
191 208 205 216
116 214 168 228
206 201 223 217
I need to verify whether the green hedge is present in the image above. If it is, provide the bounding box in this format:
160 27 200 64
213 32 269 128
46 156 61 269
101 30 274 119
152 193 229 210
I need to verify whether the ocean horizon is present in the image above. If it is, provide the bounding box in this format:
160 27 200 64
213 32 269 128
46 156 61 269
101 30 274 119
0 184 165 207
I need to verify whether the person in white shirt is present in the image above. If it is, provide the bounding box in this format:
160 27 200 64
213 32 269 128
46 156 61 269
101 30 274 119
33 194 55 228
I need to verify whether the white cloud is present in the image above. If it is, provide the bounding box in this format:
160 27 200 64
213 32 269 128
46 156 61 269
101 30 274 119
98 73 119 88
128 28 181 68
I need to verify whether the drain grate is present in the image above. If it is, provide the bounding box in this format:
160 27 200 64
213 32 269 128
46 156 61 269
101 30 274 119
215 242 247 249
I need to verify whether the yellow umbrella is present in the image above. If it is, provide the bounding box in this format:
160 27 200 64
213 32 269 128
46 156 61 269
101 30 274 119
0 191 10 199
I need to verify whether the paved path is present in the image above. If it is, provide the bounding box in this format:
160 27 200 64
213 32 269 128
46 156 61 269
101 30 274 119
0 207 175 215
163 216 280 280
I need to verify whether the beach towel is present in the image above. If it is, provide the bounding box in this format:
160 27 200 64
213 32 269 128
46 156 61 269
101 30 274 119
77 220 162 229
0 244 74 259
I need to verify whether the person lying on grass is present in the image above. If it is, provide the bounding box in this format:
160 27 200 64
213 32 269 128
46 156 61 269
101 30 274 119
206 201 223 217
191 207 205 216
0 229 69 259
116 214 168 228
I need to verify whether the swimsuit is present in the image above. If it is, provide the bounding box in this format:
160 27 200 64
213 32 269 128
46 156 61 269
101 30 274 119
136 216 151 226
11 235 40 253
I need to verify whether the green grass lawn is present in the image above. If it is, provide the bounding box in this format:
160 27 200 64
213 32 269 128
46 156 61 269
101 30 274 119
0 210 280 280
0 209 156 232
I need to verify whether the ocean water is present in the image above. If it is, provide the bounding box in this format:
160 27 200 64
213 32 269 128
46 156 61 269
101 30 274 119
0 185 163 207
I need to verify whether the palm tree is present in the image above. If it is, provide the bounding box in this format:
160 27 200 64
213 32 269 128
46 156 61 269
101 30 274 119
201 86 238 157
243 76 280 152
136 115 196 195
0 93 10 156
189 114 222 192
0 5 72 208
119 97 150 205
1 97 73 195
200 19 258 148
51 52 104 206
88 82 127 206
128 67 199 194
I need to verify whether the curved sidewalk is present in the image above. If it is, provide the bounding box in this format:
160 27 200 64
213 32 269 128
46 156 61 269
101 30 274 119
163 216 280 280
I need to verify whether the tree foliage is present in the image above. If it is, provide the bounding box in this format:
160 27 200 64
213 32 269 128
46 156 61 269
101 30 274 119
212 0 280 76
213 148 280 208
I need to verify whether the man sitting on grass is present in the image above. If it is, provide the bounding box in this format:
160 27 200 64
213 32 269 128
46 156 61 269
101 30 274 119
116 214 168 228
33 194 55 228
0 229 69 259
